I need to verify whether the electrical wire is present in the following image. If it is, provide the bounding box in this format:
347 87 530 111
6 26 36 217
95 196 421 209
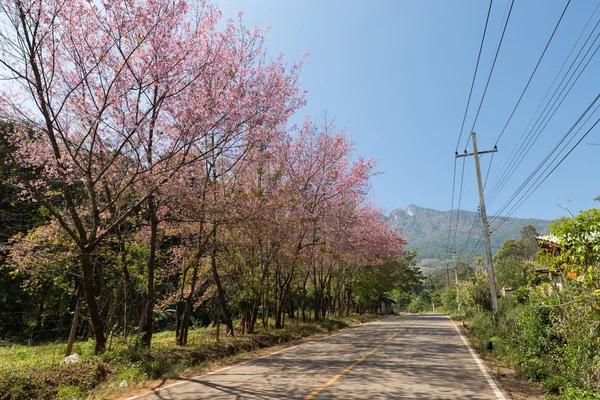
460 207 480 257
455 0 494 153
487 14 600 206
446 158 458 252
452 157 467 251
490 96 600 230
464 0 516 150
447 0 494 252
493 0 573 146
492 115 600 231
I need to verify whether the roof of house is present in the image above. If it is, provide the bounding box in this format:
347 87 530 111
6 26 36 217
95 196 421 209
379 296 397 304
536 235 562 249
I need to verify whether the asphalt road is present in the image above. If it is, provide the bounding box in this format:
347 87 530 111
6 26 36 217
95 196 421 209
127 314 506 399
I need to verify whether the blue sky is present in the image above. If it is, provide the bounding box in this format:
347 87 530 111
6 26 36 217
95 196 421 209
218 0 600 221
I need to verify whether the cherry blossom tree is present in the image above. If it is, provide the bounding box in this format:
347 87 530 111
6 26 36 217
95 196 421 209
0 0 303 352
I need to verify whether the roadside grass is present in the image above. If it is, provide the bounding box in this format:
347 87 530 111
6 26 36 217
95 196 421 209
0 314 380 400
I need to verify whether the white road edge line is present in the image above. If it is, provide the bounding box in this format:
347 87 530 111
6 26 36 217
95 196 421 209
449 316 506 400
122 317 391 400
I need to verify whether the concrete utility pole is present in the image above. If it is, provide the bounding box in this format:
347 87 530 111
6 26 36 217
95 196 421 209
446 250 460 312
456 132 499 312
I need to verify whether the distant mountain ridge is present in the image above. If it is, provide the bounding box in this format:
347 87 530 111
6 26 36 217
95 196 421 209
387 205 551 262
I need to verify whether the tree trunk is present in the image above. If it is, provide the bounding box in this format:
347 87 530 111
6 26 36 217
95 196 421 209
275 297 284 329
301 271 309 322
248 302 258 334
347 287 352 317
211 246 234 336
215 302 221 342
141 194 158 348
81 250 106 354
65 298 82 357
178 264 200 346
312 265 320 321
263 272 269 331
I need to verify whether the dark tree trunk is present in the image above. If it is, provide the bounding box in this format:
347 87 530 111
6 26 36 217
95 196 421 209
301 271 309 322
248 302 258 334
65 298 82 357
177 263 199 346
211 246 234 336
312 265 320 321
81 250 106 354
347 287 352 317
175 266 188 345
275 297 284 329
141 194 158 348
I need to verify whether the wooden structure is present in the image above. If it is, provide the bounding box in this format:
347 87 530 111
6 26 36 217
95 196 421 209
535 236 562 289
376 296 396 315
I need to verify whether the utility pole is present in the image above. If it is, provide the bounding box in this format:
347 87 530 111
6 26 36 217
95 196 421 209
456 132 499 312
446 250 460 312
445 262 450 287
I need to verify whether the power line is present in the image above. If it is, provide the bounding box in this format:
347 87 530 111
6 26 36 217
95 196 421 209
452 157 467 251
491 91 600 222
464 0 516 150
455 0 494 153
492 115 600 232
483 151 495 190
465 232 484 262
488 50 600 206
487 16 600 206
493 0 573 146
448 0 494 252
460 206 480 256
446 158 458 252
490 95 600 228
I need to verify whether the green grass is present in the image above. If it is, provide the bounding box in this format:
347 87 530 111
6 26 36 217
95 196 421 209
0 314 380 400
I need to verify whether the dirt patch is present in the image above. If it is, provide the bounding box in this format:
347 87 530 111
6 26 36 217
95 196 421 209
454 320 545 400
492 364 546 400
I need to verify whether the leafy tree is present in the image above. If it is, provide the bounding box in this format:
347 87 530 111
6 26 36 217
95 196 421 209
494 225 539 289
546 209 600 282
0 0 304 353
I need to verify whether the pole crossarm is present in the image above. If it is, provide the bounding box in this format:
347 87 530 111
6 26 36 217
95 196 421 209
455 145 498 158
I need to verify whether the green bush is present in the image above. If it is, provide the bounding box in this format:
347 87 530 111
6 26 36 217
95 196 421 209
407 298 421 313
513 286 530 304
468 276 492 312
559 386 600 400
514 294 557 360
55 385 85 400
542 374 570 395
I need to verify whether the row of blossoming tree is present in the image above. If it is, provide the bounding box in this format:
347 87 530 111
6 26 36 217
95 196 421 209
0 0 411 354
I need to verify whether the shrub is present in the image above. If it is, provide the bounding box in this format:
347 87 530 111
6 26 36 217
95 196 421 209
559 386 600 400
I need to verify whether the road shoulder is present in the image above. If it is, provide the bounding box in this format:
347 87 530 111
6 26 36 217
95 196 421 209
453 319 546 400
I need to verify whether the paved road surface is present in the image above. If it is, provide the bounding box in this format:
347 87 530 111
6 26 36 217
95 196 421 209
127 315 505 399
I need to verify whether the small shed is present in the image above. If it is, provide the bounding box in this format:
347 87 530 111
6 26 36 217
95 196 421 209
377 296 396 315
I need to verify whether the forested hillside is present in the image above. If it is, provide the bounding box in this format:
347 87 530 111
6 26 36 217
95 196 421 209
387 205 551 260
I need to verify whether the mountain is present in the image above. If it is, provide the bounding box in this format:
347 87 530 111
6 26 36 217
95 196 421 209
387 205 552 264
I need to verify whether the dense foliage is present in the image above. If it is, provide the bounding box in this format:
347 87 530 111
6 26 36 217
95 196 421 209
0 0 419 358
442 214 600 398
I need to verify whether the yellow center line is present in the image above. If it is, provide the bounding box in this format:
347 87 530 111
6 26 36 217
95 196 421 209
304 317 419 400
